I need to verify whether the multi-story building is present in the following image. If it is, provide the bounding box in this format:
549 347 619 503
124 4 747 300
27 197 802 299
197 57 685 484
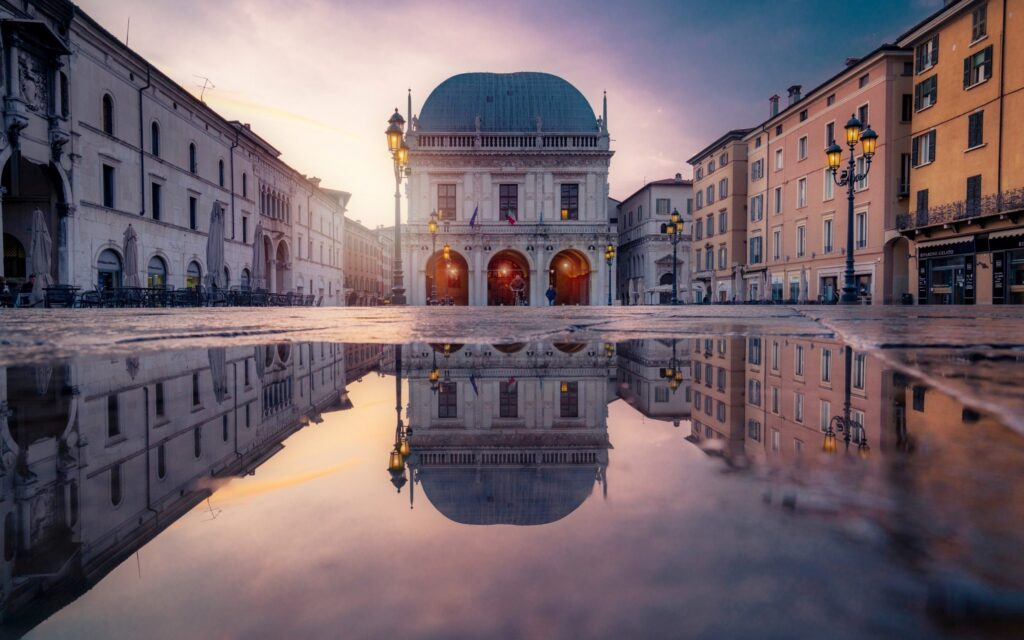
688 130 752 302
401 72 616 306
344 218 387 306
0 342 348 624
688 336 748 459
615 175 693 304
0 1 348 303
896 0 1024 305
740 49 913 304
616 339 691 425
395 341 613 522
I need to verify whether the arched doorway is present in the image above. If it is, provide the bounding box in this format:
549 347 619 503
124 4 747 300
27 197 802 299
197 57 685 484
487 250 529 306
147 256 167 288
241 268 251 291
186 260 202 289
1 157 66 288
425 249 470 305
549 250 590 305
275 241 290 293
97 249 123 289
884 237 911 304
3 233 26 280
658 272 674 305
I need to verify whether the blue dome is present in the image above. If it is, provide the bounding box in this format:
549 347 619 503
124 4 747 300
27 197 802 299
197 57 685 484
417 72 598 134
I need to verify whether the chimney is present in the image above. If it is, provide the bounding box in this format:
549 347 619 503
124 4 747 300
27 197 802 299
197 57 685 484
845 57 860 68
769 95 780 117
787 85 802 106
674 172 683 182
309 177 322 187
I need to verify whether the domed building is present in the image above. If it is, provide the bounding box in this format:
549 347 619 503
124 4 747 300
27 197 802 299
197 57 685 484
400 72 616 306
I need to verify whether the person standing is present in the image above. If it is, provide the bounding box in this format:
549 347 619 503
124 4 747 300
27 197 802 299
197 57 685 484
546 284 556 306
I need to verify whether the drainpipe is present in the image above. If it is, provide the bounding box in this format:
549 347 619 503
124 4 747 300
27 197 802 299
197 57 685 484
997 0 1006 195
230 128 239 239
137 65 152 216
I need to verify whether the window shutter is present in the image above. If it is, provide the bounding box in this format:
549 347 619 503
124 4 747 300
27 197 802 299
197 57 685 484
928 131 937 163
914 83 921 110
911 136 919 166
984 46 993 80
964 56 972 88
931 35 939 67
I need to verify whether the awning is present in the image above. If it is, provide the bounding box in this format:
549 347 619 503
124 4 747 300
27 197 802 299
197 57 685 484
915 236 974 249
988 228 1024 240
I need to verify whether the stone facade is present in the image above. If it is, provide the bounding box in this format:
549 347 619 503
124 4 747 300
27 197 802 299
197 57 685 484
0 0 348 304
343 218 388 306
401 72 616 306
615 175 693 304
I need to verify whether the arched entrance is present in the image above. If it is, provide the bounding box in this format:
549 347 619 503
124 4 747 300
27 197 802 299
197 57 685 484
275 241 290 293
97 249 123 289
1 157 66 288
549 250 590 305
147 256 167 288
185 260 202 289
884 237 911 304
425 249 469 305
658 272 674 305
487 250 529 306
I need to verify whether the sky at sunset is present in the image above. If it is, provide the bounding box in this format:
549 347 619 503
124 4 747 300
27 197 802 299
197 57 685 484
76 0 943 228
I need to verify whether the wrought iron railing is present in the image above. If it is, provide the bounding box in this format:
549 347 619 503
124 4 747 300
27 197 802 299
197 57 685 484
896 187 1024 230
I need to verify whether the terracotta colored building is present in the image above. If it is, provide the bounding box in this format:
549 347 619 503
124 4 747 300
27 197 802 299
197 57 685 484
896 0 1024 304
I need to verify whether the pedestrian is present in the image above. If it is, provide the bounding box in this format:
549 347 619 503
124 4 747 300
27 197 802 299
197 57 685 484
546 284 556 306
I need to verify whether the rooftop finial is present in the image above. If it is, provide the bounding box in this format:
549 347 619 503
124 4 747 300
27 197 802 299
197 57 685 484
407 88 412 134
602 90 608 133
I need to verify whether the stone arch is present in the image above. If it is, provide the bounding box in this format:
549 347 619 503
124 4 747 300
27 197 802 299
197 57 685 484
275 239 291 292
146 253 169 287
1 156 70 287
487 249 530 306
549 249 591 305
658 272 674 305
425 248 470 305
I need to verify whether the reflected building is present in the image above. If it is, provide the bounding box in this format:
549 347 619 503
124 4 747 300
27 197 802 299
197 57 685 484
392 342 613 525
615 339 691 426
0 343 347 628
688 336 748 459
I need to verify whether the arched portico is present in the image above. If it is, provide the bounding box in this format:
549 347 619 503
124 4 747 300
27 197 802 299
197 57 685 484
487 250 530 306
884 237 911 304
549 250 590 305
0 156 69 286
426 249 470 305
275 239 290 293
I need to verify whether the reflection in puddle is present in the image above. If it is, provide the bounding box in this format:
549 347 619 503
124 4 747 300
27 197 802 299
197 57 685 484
1 338 1023 637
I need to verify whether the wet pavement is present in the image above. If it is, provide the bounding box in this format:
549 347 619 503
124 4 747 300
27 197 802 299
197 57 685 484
0 307 1023 638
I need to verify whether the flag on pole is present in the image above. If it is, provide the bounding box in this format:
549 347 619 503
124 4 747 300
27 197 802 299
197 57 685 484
507 207 517 225
507 376 517 388
469 371 479 396
469 205 478 228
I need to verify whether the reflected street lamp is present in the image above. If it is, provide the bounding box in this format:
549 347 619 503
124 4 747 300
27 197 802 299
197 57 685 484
826 114 878 305
604 244 616 306
385 109 409 305
661 208 685 305
822 345 870 457
660 338 685 393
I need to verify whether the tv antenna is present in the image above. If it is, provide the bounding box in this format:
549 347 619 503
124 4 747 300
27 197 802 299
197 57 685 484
194 75 216 102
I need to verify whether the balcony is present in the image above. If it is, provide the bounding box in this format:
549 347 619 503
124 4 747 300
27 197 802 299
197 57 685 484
897 188 1024 233
413 133 604 151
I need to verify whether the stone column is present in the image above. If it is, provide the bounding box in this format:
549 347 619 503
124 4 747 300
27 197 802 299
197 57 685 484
269 259 277 293
472 248 483 306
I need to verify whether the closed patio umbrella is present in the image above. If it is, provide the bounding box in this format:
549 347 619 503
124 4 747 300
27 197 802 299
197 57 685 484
762 271 771 302
206 204 226 290
29 208 53 305
251 222 266 290
733 265 744 302
799 267 809 303
208 347 228 403
122 224 141 287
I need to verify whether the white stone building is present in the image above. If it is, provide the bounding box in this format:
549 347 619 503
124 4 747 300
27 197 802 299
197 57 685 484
615 338 692 426
0 341 349 622
0 1 347 304
615 175 693 304
400 72 616 306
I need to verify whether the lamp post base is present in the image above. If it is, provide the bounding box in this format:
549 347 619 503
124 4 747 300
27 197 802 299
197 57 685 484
391 288 406 305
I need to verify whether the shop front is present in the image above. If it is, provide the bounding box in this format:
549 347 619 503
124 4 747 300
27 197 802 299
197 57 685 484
917 238 976 305
991 230 1024 305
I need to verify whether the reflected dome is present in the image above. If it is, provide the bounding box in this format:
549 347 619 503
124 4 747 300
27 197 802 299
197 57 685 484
418 466 598 526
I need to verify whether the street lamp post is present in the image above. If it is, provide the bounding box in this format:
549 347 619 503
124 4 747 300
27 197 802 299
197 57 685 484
822 345 870 457
385 109 409 305
428 211 438 305
660 208 685 305
659 338 685 393
604 244 616 306
826 115 878 305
